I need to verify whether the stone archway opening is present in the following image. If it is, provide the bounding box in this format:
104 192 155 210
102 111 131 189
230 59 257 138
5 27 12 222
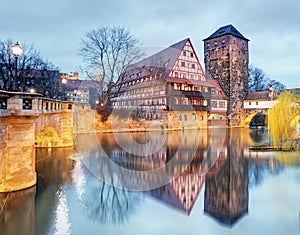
249 113 267 128
35 126 63 148
242 112 266 128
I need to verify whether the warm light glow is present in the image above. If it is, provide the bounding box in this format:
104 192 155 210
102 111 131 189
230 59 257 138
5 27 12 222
11 42 23 57
29 88 36 93
61 78 67 84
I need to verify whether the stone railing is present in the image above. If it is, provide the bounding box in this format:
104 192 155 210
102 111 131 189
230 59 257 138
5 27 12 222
0 90 73 117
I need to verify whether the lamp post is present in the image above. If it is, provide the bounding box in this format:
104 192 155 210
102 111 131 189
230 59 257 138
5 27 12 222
61 78 67 100
11 42 23 91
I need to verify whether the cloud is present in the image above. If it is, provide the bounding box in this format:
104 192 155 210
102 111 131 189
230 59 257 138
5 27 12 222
0 0 299 87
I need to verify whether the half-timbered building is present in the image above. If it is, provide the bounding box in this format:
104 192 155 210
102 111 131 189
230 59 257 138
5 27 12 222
110 38 220 129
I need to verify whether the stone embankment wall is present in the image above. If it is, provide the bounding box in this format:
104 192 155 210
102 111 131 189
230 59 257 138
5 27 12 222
92 110 208 133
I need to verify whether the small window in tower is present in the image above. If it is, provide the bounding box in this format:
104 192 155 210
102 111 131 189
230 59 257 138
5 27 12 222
222 39 225 44
191 52 194 57
215 41 218 46
183 51 186 56
207 43 210 48
191 64 195 69
181 61 185 67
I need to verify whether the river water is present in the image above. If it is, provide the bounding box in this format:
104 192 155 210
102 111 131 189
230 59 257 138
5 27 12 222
1 128 300 235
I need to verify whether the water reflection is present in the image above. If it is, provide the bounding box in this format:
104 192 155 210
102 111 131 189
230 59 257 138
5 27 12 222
0 128 298 235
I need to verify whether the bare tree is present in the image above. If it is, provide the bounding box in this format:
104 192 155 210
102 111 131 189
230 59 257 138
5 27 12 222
248 65 286 92
79 26 143 106
0 39 59 94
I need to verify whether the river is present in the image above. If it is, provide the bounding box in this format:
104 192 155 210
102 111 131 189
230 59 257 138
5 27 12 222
1 128 300 235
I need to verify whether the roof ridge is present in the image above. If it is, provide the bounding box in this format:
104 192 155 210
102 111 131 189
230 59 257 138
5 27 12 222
203 24 249 41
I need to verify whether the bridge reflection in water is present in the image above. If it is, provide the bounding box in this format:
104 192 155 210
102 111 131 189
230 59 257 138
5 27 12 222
1 128 298 234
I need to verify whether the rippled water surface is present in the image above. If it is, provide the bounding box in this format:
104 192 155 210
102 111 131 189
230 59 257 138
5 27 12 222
1 128 300 235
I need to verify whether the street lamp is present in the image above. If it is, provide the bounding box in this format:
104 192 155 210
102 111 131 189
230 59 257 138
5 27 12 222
11 42 23 91
61 78 67 100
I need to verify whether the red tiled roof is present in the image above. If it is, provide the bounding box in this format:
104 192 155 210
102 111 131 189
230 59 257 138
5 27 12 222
244 91 269 100
207 79 228 99
65 79 82 89
114 38 214 90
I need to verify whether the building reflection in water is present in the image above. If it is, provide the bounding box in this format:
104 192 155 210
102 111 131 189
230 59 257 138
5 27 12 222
0 147 76 235
204 129 249 226
0 128 286 234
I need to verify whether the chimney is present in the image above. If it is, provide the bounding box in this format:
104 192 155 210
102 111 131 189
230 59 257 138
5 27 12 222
73 71 79 80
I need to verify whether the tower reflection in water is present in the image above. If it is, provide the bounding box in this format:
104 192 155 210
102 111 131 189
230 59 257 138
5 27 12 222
0 128 283 234
86 127 249 226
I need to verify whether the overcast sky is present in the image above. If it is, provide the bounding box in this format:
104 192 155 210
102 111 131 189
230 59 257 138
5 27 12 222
1 0 299 88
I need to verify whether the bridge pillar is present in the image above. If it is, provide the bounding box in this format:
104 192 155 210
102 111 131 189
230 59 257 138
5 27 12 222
0 115 37 192
61 103 74 147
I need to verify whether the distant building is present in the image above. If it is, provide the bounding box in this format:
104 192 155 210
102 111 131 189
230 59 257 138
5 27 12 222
16 69 60 97
110 38 219 128
60 72 100 109
203 24 249 126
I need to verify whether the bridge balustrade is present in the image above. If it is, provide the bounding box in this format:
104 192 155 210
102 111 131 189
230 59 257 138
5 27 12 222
0 91 73 116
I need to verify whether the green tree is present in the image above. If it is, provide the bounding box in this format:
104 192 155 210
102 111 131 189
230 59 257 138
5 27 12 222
268 91 300 149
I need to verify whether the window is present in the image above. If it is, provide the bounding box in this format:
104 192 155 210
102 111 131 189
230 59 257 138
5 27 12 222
181 61 185 67
183 51 186 56
174 83 180 90
191 52 194 57
211 101 217 107
192 113 196 120
181 97 188 105
191 64 195 69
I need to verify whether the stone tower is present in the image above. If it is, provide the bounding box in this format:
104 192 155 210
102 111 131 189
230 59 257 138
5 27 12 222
203 25 249 126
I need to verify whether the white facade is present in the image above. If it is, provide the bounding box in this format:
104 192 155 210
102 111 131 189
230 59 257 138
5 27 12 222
243 100 277 109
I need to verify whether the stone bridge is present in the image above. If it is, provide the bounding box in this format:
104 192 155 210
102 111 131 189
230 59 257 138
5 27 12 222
241 95 277 127
0 91 74 192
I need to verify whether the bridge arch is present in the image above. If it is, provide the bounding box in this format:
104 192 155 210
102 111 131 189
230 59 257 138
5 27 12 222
242 111 266 127
35 126 64 147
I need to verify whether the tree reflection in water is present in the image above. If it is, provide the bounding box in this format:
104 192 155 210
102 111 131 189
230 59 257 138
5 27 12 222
0 128 290 234
80 153 142 225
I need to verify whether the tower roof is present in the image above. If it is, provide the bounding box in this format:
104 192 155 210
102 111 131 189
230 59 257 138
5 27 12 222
203 24 249 41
